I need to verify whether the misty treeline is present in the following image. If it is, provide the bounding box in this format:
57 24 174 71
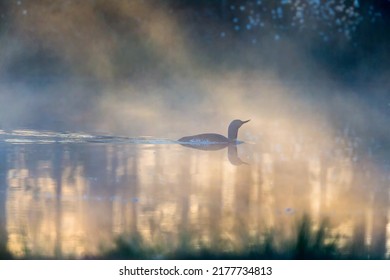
165 0 389 52
170 0 389 81
0 0 388 131
0 0 388 85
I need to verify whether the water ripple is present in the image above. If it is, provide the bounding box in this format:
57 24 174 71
0 129 176 145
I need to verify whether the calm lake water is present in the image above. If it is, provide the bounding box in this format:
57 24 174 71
0 129 389 259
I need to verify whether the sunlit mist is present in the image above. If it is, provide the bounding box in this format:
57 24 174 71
0 0 389 259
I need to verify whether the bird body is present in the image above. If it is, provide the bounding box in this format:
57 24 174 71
178 133 229 143
178 119 250 144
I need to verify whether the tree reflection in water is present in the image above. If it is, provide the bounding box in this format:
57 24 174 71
0 130 389 259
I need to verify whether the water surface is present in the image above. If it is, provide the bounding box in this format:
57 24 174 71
0 129 389 258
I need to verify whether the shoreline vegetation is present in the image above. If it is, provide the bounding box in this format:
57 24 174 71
1 215 387 260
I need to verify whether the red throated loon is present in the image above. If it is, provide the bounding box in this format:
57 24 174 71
178 119 250 144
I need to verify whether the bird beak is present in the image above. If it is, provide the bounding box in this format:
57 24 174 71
242 120 250 124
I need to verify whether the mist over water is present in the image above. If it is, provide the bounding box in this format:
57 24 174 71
0 1 388 136
0 0 389 259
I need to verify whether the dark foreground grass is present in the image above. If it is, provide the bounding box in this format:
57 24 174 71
1 215 386 259
100 215 382 260
0 244 12 260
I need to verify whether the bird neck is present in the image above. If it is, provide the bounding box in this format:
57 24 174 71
228 126 239 140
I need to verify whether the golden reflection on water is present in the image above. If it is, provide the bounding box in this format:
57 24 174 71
0 137 389 258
